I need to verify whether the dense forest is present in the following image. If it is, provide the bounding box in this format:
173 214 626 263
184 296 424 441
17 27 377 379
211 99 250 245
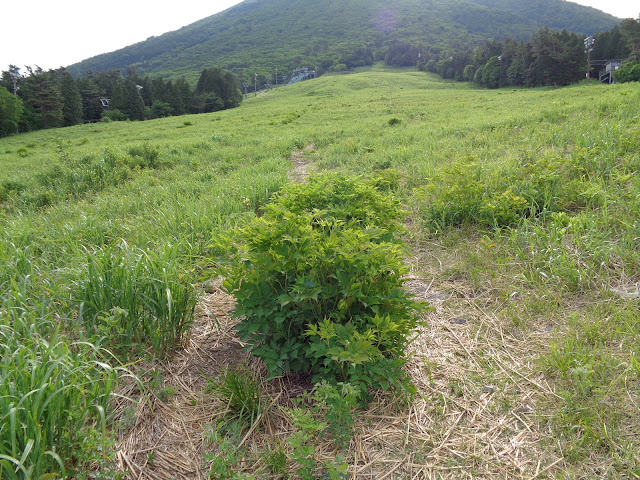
419 18 640 88
0 66 242 136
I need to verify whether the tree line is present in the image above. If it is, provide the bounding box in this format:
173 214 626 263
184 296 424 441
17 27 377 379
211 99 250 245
0 66 243 137
417 18 640 88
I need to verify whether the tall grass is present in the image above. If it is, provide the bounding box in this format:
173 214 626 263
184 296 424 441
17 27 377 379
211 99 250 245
1 278 119 479
76 242 198 358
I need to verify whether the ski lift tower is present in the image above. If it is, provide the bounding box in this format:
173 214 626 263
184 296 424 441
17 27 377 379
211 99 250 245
584 36 596 83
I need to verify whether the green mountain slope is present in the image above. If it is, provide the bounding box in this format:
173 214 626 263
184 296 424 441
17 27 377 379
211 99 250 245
67 0 619 82
466 0 623 33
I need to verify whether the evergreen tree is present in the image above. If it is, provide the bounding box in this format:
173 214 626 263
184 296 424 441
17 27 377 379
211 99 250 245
481 56 501 88
126 80 147 121
152 77 170 103
21 67 64 129
165 81 185 116
620 18 640 59
56 70 83 126
593 25 630 60
150 100 173 118
76 77 105 122
0 65 21 94
195 67 242 112
110 80 146 120
529 28 584 86
92 69 122 98
139 76 155 106
0 86 23 136
175 77 194 114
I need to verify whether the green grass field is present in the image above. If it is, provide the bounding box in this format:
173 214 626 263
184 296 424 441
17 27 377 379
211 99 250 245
1 65 639 479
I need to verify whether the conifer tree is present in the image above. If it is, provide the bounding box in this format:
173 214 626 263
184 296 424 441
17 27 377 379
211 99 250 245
76 77 104 122
0 86 23 136
21 67 64 129
56 70 83 126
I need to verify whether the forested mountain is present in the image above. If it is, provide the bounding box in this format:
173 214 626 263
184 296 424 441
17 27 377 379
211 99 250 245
66 0 619 83
466 0 622 34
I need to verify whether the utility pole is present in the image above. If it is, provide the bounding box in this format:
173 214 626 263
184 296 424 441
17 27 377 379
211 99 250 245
254 73 257 97
242 83 249 99
275 68 278 89
10 69 20 134
584 36 595 83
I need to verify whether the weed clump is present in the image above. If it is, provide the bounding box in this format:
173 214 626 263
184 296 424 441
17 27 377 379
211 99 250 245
415 146 640 231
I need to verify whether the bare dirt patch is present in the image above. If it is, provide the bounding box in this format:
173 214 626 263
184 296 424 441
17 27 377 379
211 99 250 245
289 144 315 183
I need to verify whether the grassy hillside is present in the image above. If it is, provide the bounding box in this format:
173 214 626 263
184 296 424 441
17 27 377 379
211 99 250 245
1 67 639 478
66 0 620 82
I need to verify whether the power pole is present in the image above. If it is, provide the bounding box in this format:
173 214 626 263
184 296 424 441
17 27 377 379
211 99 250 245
10 69 20 134
275 68 278 89
254 73 257 97
584 36 595 83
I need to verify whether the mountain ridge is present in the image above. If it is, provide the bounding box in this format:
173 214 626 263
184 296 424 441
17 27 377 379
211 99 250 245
67 0 620 82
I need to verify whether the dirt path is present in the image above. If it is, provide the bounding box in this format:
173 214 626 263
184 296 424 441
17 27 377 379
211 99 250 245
288 143 315 183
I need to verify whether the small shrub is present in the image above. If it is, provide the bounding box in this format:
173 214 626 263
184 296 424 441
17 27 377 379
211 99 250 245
287 408 326 480
387 117 402 126
101 109 127 122
613 61 640 83
203 428 254 480
312 381 359 449
263 441 288 476
127 143 163 169
0 181 26 202
282 112 301 124
30 150 129 207
415 148 626 231
217 174 424 392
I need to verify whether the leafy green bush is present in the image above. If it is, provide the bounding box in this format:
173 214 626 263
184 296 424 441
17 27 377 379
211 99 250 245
613 61 640 83
311 381 360 449
76 242 197 358
127 143 163 169
217 174 423 392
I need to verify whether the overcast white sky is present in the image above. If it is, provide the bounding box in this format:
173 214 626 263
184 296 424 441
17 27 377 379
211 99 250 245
1 0 638 72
